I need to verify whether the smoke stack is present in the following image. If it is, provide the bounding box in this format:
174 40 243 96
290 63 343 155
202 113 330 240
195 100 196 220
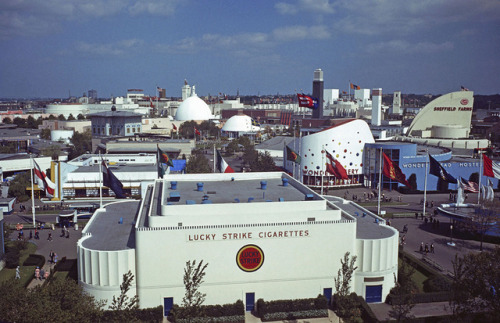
372 88 382 126
312 69 324 119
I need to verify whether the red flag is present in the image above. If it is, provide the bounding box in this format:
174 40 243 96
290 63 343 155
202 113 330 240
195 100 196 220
194 127 201 136
172 123 177 131
325 151 348 180
33 160 55 197
216 150 234 173
382 152 411 188
297 93 318 109
483 154 500 179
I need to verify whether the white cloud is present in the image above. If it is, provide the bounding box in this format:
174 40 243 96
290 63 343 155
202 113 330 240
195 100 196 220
272 25 330 41
129 0 182 16
74 39 143 56
366 40 454 54
276 0 335 15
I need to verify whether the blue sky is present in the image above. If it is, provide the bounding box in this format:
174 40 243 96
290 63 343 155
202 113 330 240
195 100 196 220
1 0 499 99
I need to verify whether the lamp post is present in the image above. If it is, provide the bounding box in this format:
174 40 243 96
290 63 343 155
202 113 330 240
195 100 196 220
447 224 456 246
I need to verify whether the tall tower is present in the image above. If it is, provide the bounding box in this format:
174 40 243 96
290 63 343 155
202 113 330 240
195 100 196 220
372 88 382 126
312 69 324 119
392 91 401 115
182 80 191 100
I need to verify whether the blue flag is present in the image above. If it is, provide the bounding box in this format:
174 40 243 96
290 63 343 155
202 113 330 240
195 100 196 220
102 161 126 198
429 155 457 183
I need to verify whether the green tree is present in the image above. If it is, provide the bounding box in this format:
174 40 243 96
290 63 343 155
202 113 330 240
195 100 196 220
333 252 359 321
186 149 211 173
450 248 500 321
199 120 219 137
109 270 139 321
388 260 416 322
58 114 66 121
48 114 57 120
41 128 51 140
2 117 12 124
26 115 37 129
67 114 76 121
8 171 30 202
179 120 198 139
475 200 500 251
252 151 276 172
41 145 61 160
69 129 92 160
182 260 208 319
77 113 86 120
13 117 27 128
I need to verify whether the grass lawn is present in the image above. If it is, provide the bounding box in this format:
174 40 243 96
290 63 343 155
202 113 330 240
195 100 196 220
0 240 38 287
398 255 429 293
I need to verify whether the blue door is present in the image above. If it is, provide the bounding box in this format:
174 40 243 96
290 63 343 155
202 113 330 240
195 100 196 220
365 285 382 303
323 288 333 304
246 293 255 311
163 297 174 316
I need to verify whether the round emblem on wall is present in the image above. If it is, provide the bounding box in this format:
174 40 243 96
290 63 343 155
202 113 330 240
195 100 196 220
460 99 469 105
236 245 264 272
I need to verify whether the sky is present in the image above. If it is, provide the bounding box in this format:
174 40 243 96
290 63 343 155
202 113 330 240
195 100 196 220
1 0 500 99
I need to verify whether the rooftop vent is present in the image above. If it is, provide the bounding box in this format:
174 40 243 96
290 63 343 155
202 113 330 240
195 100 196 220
248 197 254 202
170 181 177 190
282 178 289 187
197 182 204 192
169 191 180 202
234 198 240 203
305 194 314 200
260 181 267 190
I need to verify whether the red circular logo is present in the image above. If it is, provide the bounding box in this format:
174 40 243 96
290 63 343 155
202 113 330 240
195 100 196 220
460 99 469 105
236 245 264 272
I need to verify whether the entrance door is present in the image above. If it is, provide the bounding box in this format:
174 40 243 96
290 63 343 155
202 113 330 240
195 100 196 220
365 285 382 303
163 297 174 316
245 292 255 312
323 288 333 304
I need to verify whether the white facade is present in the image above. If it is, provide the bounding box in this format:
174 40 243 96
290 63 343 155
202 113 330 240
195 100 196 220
372 89 382 126
77 172 398 311
324 89 339 106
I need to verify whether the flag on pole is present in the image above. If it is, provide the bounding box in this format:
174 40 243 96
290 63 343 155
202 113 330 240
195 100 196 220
382 152 411 188
194 127 201 136
429 155 457 183
460 177 479 193
325 151 348 180
216 150 234 173
157 145 174 178
101 160 126 198
172 123 177 131
286 146 301 164
350 83 361 90
483 154 500 179
33 160 55 197
297 93 318 109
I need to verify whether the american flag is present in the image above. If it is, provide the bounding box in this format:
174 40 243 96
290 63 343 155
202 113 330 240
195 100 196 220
460 178 479 192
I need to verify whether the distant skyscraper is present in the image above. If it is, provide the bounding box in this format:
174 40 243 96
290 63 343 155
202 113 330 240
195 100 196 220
312 69 324 119
88 89 97 100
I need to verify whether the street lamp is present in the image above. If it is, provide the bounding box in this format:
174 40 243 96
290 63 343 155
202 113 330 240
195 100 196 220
447 224 456 246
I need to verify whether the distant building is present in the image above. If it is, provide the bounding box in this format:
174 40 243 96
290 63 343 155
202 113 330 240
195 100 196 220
89 110 142 137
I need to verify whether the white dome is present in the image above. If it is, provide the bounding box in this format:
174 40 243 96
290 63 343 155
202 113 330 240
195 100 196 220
175 95 212 121
222 114 259 132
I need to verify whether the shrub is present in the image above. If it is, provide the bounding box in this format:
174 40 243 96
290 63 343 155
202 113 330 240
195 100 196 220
4 248 20 268
170 300 244 322
423 275 451 292
23 254 45 267
255 295 328 320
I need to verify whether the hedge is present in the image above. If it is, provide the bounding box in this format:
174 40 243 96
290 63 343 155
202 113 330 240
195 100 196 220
255 295 328 321
169 300 244 323
23 254 45 267
102 306 163 322
387 291 451 305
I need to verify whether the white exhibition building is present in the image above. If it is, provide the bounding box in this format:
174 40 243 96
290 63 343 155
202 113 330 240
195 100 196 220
77 172 398 314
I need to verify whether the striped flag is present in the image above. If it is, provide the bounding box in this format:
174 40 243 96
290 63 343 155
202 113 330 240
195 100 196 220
460 177 479 193
33 160 55 197
216 150 234 173
483 155 500 179
325 151 348 180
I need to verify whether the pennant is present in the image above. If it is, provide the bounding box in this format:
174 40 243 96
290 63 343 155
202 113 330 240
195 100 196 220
350 83 361 90
33 160 55 197
286 146 301 164
297 93 318 109
194 127 201 136
101 161 126 198
429 155 457 183
325 151 348 180
172 123 177 131
216 150 234 173
382 152 411 188
483 155 500 179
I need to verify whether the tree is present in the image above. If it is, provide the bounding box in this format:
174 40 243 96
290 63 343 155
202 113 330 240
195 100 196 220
186 149 211 173
41 128 51 140
42 145 61 160
252 151 276 172
388 260 417 322
179 120 198 139
58 114 66 121
8 171 30 202
333 252 359 321
69 129 92 160
67 114 76 121
77 113 86 120
26 115 37 129
182 260 208 318
450 248 500 321
2 117 12 124
13 117 26 128
109 270 139 321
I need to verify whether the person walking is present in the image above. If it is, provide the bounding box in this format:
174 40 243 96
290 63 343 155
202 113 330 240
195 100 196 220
47 233 52 241
49 250 55 263
431 243 435 253
35 267 40 280
15 266 20 280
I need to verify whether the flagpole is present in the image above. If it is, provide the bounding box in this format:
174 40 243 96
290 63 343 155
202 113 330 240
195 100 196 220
213 145 216 173
99 154 103 209
292 130 295 179
321 145 324 195
30 155 36 227
378 148 382 215
478 151 483 204
299 130 302 183
423 151 429 218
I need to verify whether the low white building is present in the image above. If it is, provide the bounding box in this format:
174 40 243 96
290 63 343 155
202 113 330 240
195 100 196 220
77 172 398 315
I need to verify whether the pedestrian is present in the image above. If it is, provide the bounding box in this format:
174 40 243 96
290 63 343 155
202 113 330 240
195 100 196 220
54 253 58 265
420 242 424 252
47 233 52 241
431 243 435 253
403 224 408 233
425 243 429 254
44 270 49 280
431 201 434 208
34 229 39 240
35 267 40 280
29 230 33 240
415 212 418 219
49 250 55 263
61 227 65 237
40 268 45 280
15 266 20 280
